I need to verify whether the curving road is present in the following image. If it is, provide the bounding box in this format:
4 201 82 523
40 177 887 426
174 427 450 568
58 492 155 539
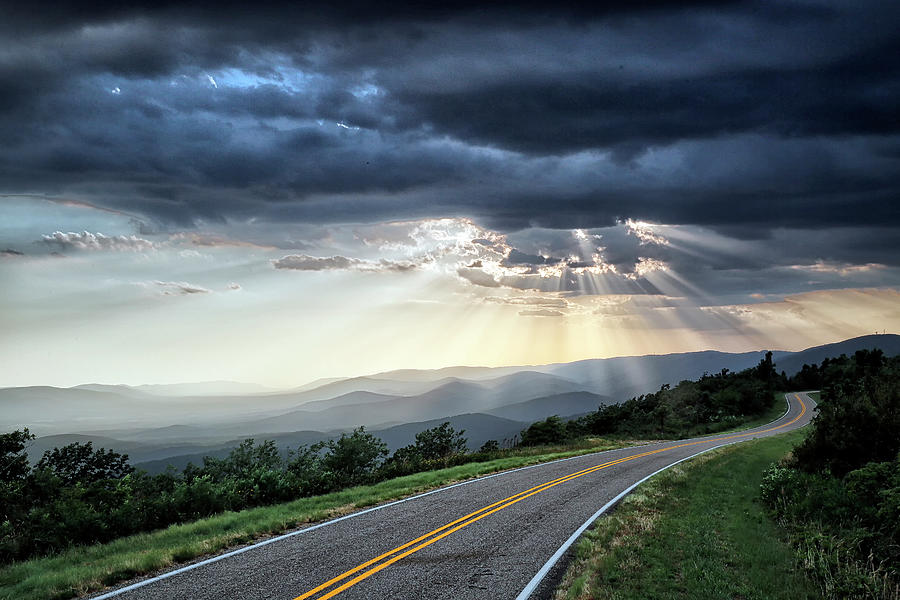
90 392 815 600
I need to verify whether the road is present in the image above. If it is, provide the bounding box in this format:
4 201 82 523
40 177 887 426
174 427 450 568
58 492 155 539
90 392 815 600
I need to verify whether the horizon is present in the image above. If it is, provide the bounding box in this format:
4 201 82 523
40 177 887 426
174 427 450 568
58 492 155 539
7 332 897 390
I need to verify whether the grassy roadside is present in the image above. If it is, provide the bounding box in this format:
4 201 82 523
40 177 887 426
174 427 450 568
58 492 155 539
554 429 817 600
715 393 791 433
0 439 634 600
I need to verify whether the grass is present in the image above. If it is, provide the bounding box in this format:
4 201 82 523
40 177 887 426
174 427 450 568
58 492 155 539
0 439 634 600
554 428 818 600
808 391 821 401
717 393 792 433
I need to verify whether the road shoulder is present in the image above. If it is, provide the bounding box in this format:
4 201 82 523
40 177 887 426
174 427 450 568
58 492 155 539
550 429 818 600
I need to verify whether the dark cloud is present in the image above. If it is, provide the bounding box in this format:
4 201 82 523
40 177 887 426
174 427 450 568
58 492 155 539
0 0 897 260
457 268 502 288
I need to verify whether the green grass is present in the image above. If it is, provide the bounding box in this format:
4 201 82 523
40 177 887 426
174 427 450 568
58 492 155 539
808 391 821 401
555 428 818 600
717 393 792 433
0 439 633 600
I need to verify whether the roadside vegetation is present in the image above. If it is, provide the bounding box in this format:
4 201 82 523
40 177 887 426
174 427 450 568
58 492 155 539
554 430 818 600
555 348 898 600
520 351 782 446
761 350 899 599
0 439 630 600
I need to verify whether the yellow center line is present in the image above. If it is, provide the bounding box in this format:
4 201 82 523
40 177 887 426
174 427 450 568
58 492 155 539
293 394 807 600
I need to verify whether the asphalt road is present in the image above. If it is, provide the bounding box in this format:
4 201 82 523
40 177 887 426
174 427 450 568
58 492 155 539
91 392 815 600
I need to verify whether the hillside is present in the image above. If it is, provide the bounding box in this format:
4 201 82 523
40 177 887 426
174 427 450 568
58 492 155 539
772 333 900 375
486 391 613 422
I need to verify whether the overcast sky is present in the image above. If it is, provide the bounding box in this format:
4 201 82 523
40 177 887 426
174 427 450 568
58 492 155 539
1 1 898 387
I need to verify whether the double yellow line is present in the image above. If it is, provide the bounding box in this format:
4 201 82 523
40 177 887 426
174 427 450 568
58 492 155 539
293 394 807 600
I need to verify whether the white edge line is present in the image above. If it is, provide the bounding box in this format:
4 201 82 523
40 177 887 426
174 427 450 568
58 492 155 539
92 394 803 600
88 438 645 599
514 392 805 600
513 440 736 600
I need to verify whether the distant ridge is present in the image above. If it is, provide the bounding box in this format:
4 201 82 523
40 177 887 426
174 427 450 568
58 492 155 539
5 334 899 460
773 334 900 375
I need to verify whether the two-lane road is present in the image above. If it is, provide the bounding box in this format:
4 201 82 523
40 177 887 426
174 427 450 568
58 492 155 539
91 392 815 600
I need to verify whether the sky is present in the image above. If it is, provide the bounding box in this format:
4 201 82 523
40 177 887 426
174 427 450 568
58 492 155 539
1 1 899 388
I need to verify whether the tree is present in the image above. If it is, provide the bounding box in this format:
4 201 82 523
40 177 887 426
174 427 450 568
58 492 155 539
35 442 133 486
286 443 328 496
0 428 33 484
478 440 500 453
411 422 467 460
520 416 568 446
793 356 900 476
322 427 388 488
200 439 283 481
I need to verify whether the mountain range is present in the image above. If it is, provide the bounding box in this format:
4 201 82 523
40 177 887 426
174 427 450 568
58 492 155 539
4 334 898 472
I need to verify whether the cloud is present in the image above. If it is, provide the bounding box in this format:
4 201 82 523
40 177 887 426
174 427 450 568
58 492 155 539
624 219 669 246
1 248 25 257
787 261 886 276
457 267 501 288
40 231 156 252
272 254 421 273
227 282 241 290
153 281 210 295
484 295 568 308
518 309 565 317
0 2 897 307
272 254 361 271
0 2 895 243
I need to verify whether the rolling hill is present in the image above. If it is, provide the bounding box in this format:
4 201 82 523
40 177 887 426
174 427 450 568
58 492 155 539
7 334 900 470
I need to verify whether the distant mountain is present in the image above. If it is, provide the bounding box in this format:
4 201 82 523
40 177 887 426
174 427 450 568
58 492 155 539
1 386 155 434
538 350 790 399
72 384 152 396
773 334 900 375
134 381 275 397
371 413 527 452
366 365 522 383
232 374 585 436
486 391 613 422
132 413 527 473
284 377 346 394
8 335 899 449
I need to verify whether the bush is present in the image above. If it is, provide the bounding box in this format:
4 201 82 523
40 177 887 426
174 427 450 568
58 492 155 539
321 427 388 489
761 351 900 599
793 353 899 477
520 416 568 446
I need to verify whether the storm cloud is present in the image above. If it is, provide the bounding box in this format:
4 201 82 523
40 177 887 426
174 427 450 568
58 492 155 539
0 0 897 296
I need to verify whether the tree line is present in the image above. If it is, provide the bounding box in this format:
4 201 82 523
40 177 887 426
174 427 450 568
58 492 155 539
760 349 899 598
518 351 781 444
0 421 496 563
